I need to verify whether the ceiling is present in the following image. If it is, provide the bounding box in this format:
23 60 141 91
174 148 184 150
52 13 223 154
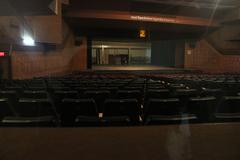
65 0 230 40
68 18 213 40
67 0 240 19
0 0 239 42
0 0 57 16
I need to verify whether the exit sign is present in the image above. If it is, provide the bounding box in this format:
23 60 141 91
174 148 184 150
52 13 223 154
0 52 6 57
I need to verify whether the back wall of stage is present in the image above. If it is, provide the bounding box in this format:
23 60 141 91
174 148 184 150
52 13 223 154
151 40 185 68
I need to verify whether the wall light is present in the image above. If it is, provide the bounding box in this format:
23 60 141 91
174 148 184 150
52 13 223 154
101 45 108 48
23 35 35 46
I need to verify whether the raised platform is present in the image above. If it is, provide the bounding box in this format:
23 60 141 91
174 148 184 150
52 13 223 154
92 65 197 74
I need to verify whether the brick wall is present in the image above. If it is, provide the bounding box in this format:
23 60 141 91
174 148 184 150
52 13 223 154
11 35 87 79
185 40 240 73
71 38 87 71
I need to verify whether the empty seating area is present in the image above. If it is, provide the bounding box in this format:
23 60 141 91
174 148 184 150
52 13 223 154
0 72 240 127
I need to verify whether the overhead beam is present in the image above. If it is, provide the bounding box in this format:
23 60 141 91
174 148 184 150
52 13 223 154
0 0 57 16
220 8 240 23
133 0 237 9
61 0 70 5
66 10 219 27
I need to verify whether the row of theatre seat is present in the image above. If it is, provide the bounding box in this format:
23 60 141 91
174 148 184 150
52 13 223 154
0 74 240 126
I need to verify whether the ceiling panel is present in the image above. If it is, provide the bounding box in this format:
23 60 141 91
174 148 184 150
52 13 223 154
0 0 57 16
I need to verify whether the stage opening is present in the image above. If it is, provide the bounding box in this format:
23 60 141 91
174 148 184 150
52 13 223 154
92 41 151 66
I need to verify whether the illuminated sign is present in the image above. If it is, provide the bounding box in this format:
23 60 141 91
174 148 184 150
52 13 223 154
0 52 5 57
130 15 176 23
139 29 146 38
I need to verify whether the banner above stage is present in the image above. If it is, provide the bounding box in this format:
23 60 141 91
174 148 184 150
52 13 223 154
66 10 219 27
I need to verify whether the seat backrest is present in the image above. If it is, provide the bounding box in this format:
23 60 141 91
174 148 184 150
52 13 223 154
28 87 46 91
116 90 142 100
61 98 98 117
0 90 18 100
169 84 186 90
201 88 223 97
0 98 15 118
99 87 118 95
146 98 181 115
84 91 110 100
5 86 23 94
103 99 139 117
124 86 143 91
175 89 198 97
54 91 79 101
147 85 166 89
188 96 216 118
52 87 70 91
22 90 49 99
189 96 216 105
218 96 240 113
0 90 19 109
146 89 170 99
18 99 56 117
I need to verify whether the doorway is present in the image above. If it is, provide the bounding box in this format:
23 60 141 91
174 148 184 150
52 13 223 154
0 56 11 80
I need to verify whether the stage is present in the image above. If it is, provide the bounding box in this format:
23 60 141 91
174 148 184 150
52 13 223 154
92 65 197 74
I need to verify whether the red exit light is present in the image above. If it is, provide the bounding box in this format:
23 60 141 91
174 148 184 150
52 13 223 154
0 52 6 57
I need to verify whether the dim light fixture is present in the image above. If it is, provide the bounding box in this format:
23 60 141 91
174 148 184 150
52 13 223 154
101 45 109 48
23 35 35 46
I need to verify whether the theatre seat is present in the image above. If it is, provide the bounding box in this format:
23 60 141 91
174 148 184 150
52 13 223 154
21 90 49 99
146 89 170 99
215 96 240 122
84 90 110 112
51 87 71 92
5 86 23 94
2 99 58 126
103 99 140 125
116 90 142 104
0 99 16 123
27 87 47 91
169 84 186 90
53 91 79 110
99 87 118 95
201 88 223 97
175 89 198 97
61 99 99 126
0 90 19 108
144 98 197 125
188 96 216 122
124 86 143 92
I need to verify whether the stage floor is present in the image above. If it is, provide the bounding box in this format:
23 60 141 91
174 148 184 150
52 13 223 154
92 65 184 71
91 65 196 74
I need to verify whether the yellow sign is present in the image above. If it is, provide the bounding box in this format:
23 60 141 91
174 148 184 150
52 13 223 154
139 29 146 38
